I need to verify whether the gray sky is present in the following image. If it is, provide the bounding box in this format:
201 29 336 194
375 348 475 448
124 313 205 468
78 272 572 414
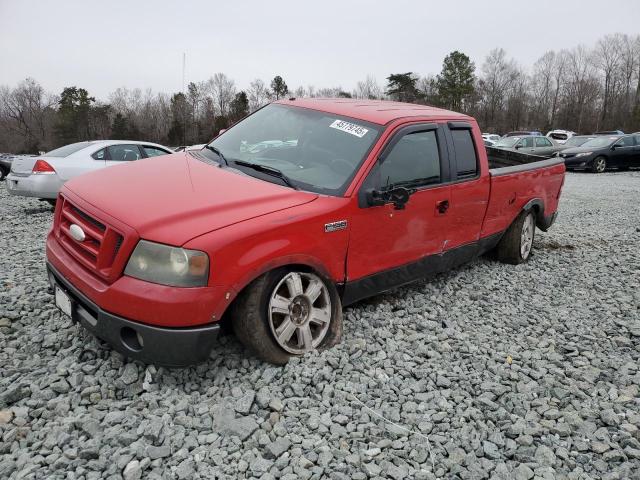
1 0 639 99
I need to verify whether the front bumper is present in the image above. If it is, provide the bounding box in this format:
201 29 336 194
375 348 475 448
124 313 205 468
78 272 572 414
6 173 62 199
562 156 594 170
47 262 220 366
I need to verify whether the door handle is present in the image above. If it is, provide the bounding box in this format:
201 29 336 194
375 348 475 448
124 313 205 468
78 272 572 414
436 200 450 214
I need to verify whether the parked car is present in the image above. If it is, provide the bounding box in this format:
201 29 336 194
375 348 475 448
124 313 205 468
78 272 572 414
482 133 501 143
6 140 173 202
0 154 15 181
503 130 543 137
45 99 565 366
559 134 640 172
546 129 577 144
484 139 497 147
492 135 563 157
594 130 624 135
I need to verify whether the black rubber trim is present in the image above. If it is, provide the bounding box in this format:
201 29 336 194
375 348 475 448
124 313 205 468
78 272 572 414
47 262 220 367
490 157 564 177
342 231 504 306
537 212 557 232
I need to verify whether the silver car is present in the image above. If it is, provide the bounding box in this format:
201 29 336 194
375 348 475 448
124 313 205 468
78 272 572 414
6 140 173 202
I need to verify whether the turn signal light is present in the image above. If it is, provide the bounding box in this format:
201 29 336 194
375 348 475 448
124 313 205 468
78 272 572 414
32 159 56 174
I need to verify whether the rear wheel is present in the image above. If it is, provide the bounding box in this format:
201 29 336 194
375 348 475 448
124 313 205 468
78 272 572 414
496 210 536 265
232 268 342 365
0 168 7 181
591 156 607 173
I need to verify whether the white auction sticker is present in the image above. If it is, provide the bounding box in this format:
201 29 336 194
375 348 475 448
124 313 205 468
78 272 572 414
329 119 369 138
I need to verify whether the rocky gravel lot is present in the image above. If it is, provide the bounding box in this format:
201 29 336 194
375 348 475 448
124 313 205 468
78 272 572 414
1 171 639 480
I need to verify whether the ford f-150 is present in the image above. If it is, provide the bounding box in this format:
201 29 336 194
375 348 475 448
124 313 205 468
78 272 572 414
45 99 565 366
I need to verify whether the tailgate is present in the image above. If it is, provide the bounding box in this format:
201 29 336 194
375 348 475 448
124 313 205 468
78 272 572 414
482 158 565 237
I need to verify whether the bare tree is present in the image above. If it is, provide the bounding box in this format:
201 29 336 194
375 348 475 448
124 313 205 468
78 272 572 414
247 79 270 112
204 73 236 117
355 75 382 100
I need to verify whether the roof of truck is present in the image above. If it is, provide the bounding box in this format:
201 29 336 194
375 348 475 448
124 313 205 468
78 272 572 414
274 98 471 126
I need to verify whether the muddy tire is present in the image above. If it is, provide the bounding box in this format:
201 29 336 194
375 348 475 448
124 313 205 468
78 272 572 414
496 210 536 265
232 268 342 365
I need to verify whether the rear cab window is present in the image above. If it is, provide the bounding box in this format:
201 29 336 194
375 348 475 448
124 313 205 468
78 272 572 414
448 123 478 180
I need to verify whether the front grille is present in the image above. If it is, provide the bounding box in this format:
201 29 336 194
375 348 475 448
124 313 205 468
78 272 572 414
57 197 124 280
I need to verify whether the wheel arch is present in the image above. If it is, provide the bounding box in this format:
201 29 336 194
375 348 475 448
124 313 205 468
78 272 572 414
219 255 338 322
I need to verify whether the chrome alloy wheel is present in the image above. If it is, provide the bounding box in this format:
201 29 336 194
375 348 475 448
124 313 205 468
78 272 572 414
268 272 332 354
520 213 535 259
594 157 606 173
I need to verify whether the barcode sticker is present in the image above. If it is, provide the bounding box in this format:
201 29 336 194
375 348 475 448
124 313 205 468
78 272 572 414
329 120 369 138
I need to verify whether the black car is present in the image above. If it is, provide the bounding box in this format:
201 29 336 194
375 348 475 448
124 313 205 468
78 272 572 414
558 134 640 173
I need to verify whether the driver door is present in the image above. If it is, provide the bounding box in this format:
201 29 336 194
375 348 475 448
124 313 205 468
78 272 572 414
346 123 451 293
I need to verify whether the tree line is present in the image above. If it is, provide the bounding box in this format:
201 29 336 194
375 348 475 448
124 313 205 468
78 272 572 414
1 33 639 153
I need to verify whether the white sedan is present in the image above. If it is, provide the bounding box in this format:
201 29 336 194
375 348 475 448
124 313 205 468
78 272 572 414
6 140 173 202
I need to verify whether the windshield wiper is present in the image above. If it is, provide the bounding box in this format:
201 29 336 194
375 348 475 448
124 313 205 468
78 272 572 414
204 145 229 166
233 159 298 190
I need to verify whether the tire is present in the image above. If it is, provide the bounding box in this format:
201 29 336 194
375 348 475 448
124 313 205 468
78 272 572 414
232 268 343 365
591 156 607 173
0 168 6 181
496 210 536 265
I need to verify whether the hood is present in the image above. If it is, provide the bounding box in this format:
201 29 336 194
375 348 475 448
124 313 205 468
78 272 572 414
63 153 318 245
559 146 600 155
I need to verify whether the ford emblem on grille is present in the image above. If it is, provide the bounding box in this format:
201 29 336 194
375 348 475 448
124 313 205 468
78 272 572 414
69 224 86 242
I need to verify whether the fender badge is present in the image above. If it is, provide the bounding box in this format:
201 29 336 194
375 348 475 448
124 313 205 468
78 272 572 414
324 220 348 233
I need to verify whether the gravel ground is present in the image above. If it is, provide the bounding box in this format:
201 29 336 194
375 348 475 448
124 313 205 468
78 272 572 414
1 171 639 480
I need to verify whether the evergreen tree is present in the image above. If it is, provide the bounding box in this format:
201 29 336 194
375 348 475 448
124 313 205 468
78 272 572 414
435 51 476 111
385 73 422 103
270 76 289 100
230 91 249 122
54 86 95 144
110 113 128 139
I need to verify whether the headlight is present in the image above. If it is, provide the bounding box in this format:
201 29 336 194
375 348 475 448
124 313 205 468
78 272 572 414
124 240 209 287
575 152 593 157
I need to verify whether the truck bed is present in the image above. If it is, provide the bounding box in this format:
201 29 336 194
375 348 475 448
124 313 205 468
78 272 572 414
482 156 565 238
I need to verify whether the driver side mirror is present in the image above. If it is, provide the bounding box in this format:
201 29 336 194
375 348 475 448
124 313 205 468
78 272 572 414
611 144 619 150
514 144 522 149
366 186 415 210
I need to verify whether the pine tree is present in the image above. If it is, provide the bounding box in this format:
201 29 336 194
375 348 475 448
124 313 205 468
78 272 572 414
435 51 476 111
271 76 289 100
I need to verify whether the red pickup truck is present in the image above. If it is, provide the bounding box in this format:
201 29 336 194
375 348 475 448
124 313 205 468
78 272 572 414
46 99 565 366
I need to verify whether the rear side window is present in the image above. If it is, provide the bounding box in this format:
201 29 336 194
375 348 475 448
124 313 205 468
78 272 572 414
451 129 478 179
92 148 106 160
108 144 142 161
143 146 170 157
379 130 441 187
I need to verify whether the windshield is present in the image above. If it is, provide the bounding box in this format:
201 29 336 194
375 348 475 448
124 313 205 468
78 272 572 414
46 142 93 157
564 136 593 147
494 137 520 147
581 136 619 148
207 104 382 195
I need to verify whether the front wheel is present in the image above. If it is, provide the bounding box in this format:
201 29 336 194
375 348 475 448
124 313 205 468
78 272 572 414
496 210 536 265
232 268 342 365
591 156 607 173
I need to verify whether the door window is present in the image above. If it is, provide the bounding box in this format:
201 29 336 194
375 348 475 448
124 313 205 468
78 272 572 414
615 136 635 147
379 130 441 187
534 137 552 147
519 137 534 148
143 146 170 157
107 144 142 161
